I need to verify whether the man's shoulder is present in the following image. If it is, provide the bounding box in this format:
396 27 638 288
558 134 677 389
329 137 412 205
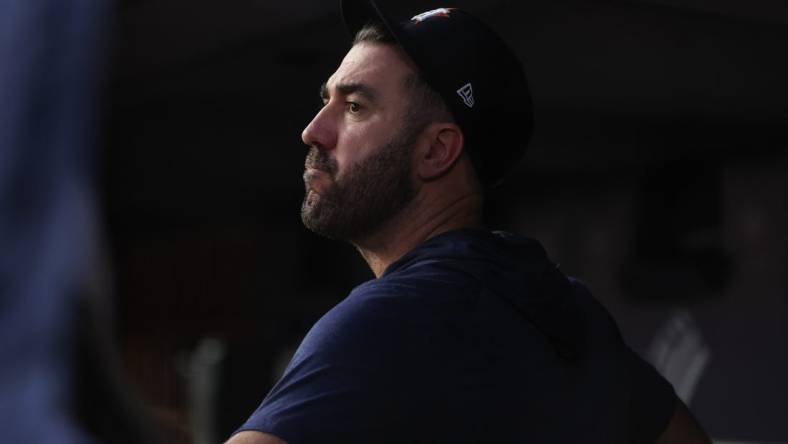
297 280 427 354
295 273 476 365
326 275 451 324
354 264 478 303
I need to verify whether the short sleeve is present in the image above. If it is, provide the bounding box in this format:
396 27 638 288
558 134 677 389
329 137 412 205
570 278 678 442
627 349 678 443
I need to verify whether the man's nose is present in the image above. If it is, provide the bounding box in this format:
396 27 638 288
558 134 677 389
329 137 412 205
301 106 336 151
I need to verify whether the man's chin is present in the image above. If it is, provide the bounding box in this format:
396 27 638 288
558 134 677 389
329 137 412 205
301 198 340 239
301 218 342 240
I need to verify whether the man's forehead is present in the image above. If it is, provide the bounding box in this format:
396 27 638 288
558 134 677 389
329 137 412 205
324 43 414 94
320 80 377 103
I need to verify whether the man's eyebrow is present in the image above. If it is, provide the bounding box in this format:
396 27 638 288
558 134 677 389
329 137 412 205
319 81 378 102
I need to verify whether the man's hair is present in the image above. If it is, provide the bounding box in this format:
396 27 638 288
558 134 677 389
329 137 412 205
353 23 454 134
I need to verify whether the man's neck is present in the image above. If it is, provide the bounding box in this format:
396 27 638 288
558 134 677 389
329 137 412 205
352 190 483 278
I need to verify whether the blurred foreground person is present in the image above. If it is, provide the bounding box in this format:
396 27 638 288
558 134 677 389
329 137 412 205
229 1 711 443
0 1 152 442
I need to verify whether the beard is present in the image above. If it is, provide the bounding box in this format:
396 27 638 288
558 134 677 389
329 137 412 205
300 124 418 242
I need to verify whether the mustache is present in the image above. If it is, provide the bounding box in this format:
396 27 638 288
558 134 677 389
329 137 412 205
304 147 338 176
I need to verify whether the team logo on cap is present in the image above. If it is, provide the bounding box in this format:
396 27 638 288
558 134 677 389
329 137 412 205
411 8 455 24
457 83 475 108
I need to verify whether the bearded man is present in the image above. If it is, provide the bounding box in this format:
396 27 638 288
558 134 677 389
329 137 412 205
228 1 711 443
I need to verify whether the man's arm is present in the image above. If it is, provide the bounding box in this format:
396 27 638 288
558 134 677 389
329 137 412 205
656 399 712 444
225 403 710 444
225 430 287 444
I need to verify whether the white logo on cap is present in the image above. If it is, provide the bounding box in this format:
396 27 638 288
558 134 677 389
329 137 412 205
411 8 454 23
457 83 475 108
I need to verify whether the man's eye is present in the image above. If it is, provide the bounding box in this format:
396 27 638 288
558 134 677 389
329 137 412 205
347 102 361 113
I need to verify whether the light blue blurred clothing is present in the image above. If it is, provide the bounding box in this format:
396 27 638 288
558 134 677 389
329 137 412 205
0 0 110 442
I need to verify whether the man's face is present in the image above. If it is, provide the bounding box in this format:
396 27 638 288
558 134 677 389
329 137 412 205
300 43 421 241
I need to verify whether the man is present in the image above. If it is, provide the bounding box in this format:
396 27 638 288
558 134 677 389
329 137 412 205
229 1 711 442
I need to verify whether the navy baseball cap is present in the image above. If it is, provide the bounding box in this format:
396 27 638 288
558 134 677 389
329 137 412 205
341 0 533 188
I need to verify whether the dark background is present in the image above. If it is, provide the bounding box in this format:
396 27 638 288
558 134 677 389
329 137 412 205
104 0 788 442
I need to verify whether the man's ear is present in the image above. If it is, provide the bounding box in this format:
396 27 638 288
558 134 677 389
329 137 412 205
415 123 465 181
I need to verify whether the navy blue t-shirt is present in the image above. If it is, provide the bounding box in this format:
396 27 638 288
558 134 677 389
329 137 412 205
238 229 676 443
